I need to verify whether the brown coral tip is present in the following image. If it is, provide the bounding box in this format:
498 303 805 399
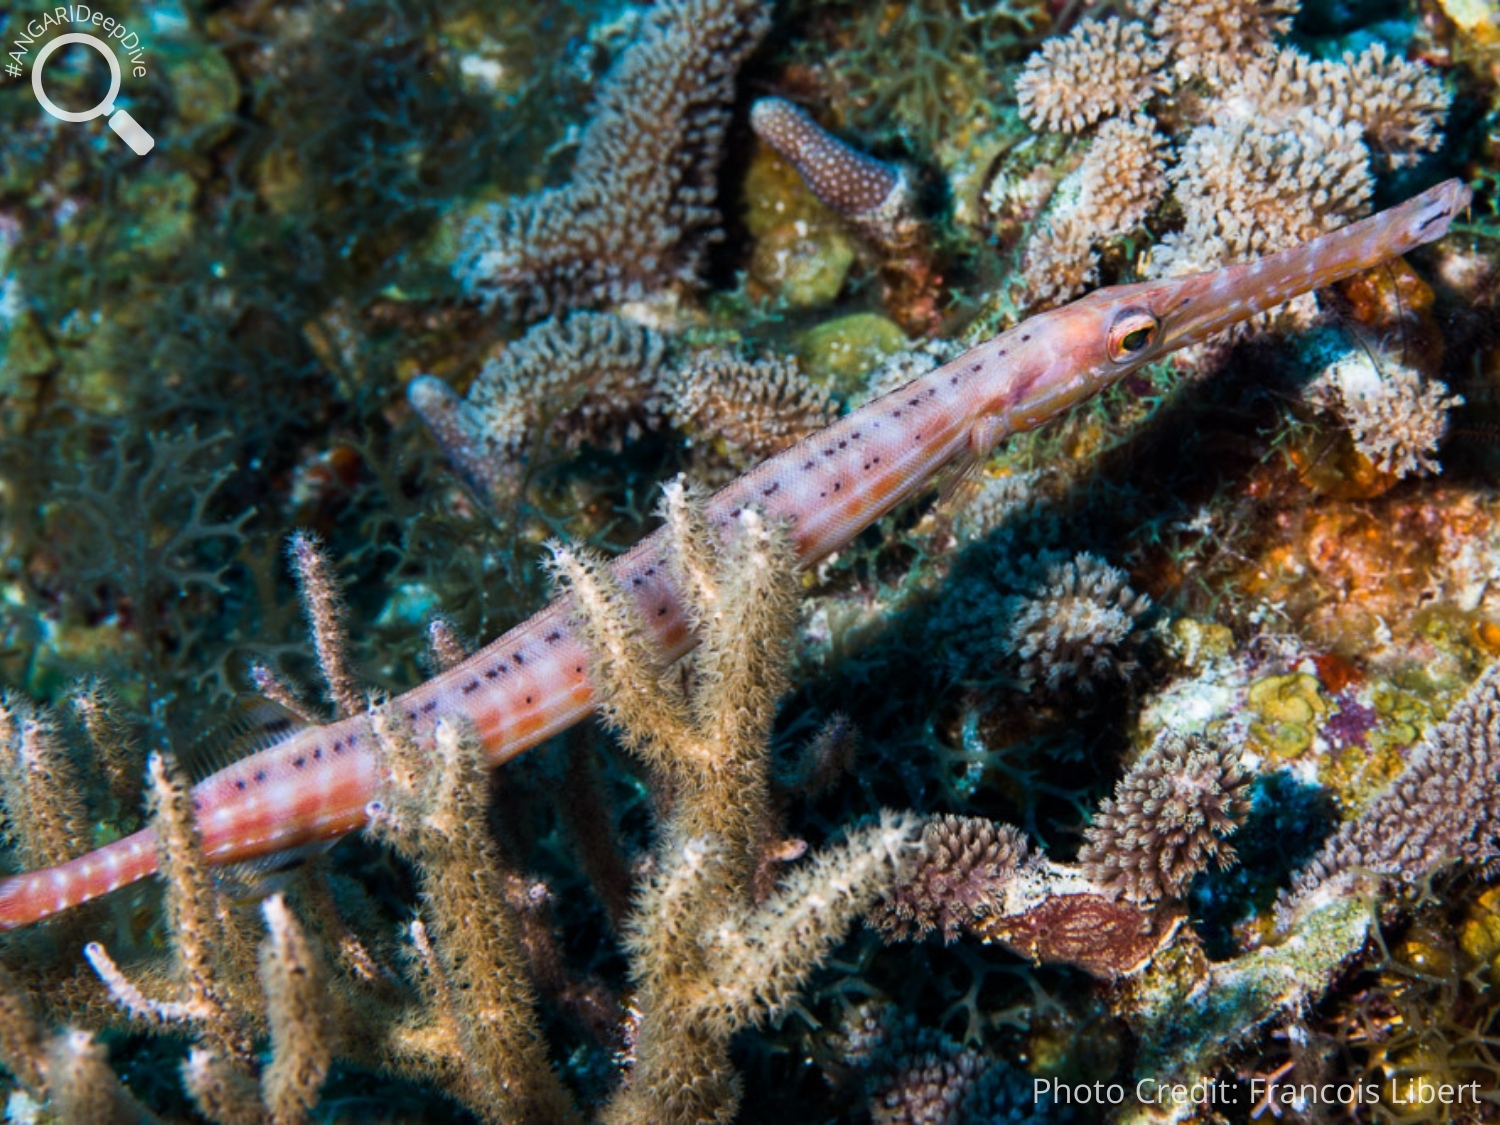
750 97 908 223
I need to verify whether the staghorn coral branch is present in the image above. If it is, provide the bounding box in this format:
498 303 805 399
259 894 331 1125
365 714 575 1123
0 180 1472 931
454 0 772 317
288 532 363 720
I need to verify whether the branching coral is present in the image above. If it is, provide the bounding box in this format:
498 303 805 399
750 97 912 239
869 815 1028 943
366 713 575 1122
1305 348 1462 478
410 311 670 505
1287 661 1500 909
1015 18 1168 135
0 696 90 872
1001 552 1152 693
1078 731 1252 904
664 351 839 474
83 753 335 1125
549 481 920 1122
453 0 772 317
1012 10 1450 326
1134 0 1299 86
1021 115 1169 304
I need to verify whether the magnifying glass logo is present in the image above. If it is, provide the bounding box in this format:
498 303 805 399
31 33 154 156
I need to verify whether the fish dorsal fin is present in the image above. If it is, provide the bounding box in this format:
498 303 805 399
182 697 312 783
217 839 338 905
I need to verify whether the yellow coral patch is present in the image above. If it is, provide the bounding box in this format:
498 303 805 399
1247 672 1329 759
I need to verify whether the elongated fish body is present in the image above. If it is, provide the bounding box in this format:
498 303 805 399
0 179 1471 929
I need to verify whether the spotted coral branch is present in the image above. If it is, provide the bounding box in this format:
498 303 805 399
749 97 912 241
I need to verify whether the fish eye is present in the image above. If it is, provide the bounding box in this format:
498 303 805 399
1107 310 1159 363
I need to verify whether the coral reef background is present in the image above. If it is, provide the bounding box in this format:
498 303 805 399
1 0 1499 1121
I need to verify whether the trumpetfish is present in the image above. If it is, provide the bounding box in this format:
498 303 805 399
0 178 1471 929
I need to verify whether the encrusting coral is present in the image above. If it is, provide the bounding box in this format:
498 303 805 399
453 0 772 317
1078 731 1252 904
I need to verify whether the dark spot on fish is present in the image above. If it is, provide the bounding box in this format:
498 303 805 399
514 653 525 666
833 481 841 491
405 711 417 722
823 447 836 457
731 508 742 518
838 440 847 449
762 481 779 496
1416 207 1448 233
293 756 305 769
236 779 247 791
644 567 655 578
255 770 267 783
575 666 584 675
313 747 322 760
421 701 438 714
971 363 982 373
1022 333 1032 342
803 460 816 470
893 410 902 418
333 739 343 752
657 605 668 616
631 576 644 586
461 680 480 695
545 631 560 643
525 695 533 705
851 431 861 439
872 455 881 464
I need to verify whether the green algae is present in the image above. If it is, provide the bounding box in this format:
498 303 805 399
1247 673 1330 760
795 312 907 393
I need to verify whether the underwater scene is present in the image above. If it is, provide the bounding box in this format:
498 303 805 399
2 0 1500 1121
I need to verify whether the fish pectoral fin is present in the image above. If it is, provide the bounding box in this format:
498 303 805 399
933 416 1004 518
